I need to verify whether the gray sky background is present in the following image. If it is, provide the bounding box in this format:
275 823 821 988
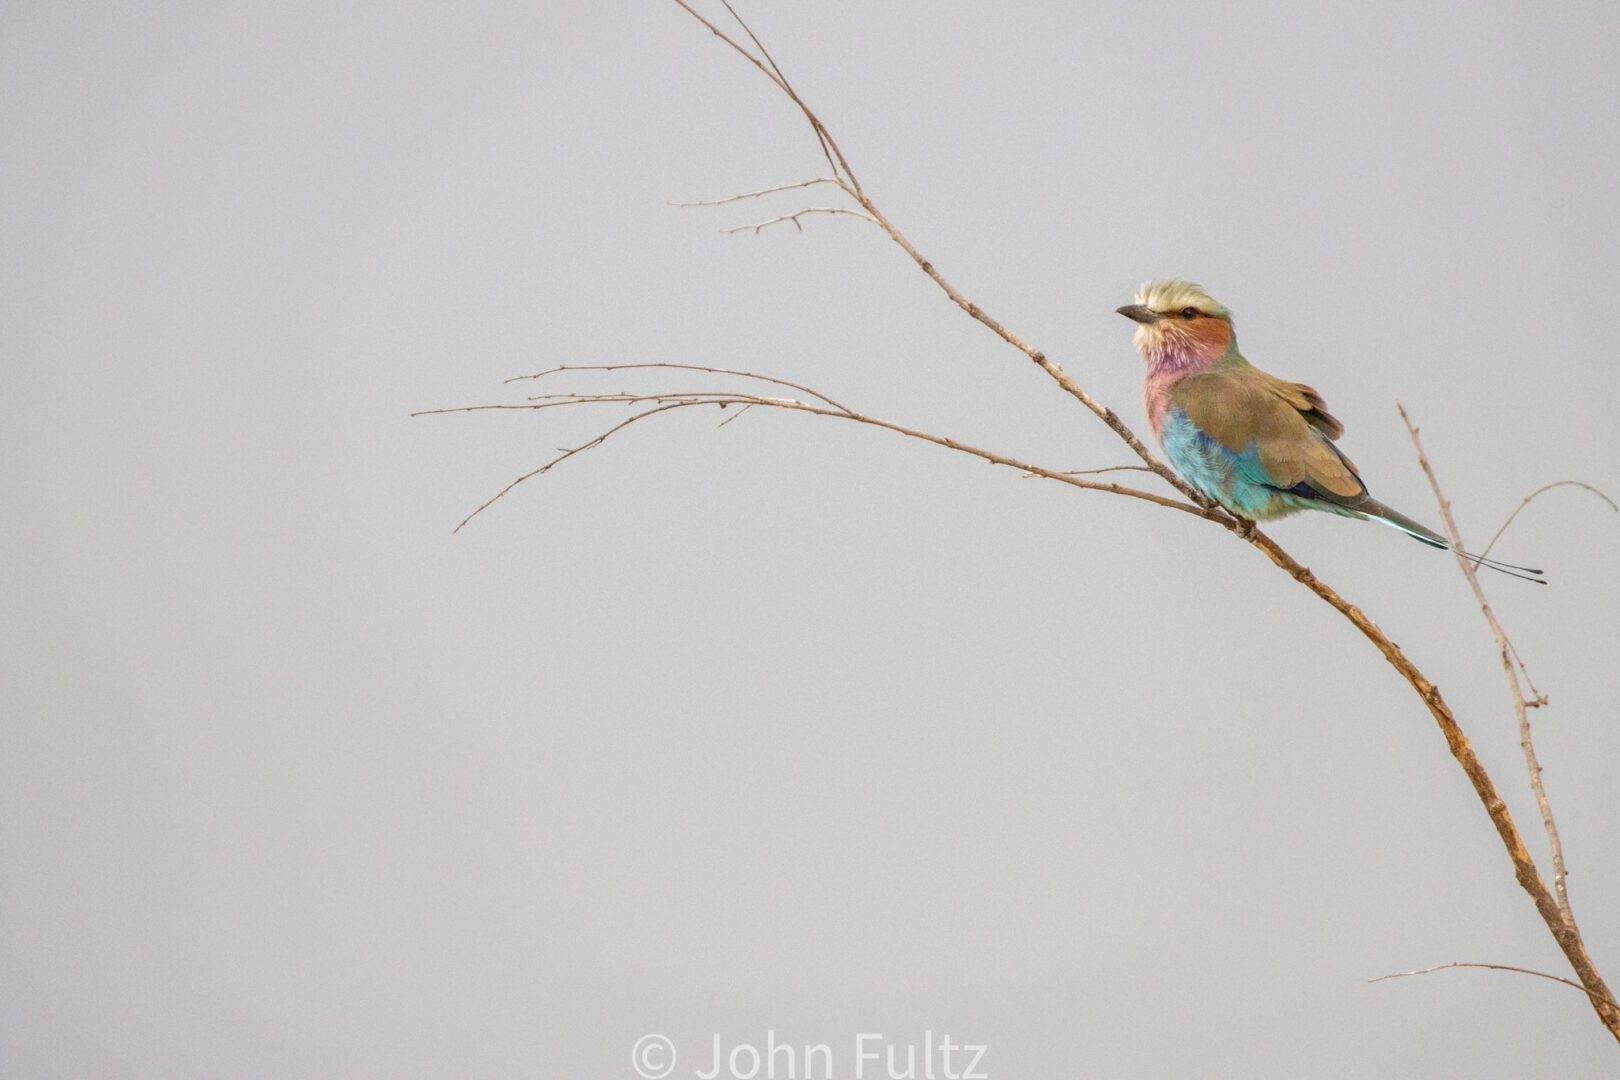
5 2 1620 1077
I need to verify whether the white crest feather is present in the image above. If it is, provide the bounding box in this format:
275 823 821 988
1134 279 1229 317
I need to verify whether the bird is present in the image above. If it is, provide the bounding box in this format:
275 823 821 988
1116 279 1543 582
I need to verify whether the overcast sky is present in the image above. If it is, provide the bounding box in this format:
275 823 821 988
5 2 1620 1077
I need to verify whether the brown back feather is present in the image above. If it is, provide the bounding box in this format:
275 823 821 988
1175 366 1363 499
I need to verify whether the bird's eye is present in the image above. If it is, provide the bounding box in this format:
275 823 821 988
1181 307 1199 319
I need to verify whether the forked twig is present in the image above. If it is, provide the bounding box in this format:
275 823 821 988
669 0 859 191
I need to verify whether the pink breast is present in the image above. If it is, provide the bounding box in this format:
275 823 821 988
1143 372 1177 442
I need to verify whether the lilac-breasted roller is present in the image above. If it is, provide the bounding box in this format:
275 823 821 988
1117 279 1541 581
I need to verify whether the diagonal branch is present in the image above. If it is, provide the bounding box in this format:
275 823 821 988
1242 511 1618 1039
669 1 1208 514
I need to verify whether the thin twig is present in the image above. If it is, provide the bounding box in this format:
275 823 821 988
416 392 766 417
1507 637 1547 706
717 0 859 194
721 206 877 234
446 401 700 532
1020 465 1163 480
669 177 843 207
1398 403 1578 933
1479 480 1618 563
669 0 858 191
503 362 857 413
1370 962 1619 1010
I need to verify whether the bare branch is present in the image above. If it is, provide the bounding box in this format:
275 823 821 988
1479 480 1618 563
1398 404 1583 937
720 206 877 234
420 373 1222 533
854 195 1199 503
432 4 1620 1043
435 356 1620 1041
652 16 1620 1037
667 4 1214 517
669 177 846 208
414 392 763 419
1371 962 1619 1010
1241 510 1618 1038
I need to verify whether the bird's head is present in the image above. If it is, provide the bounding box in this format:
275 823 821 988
1117 279 1236 371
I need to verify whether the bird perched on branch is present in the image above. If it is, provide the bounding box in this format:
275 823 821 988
1117 279 1542 582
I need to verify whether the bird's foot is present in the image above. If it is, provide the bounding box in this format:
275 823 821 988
1233 517 1258 540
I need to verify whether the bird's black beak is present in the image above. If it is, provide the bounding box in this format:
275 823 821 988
1116 304 1160 325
